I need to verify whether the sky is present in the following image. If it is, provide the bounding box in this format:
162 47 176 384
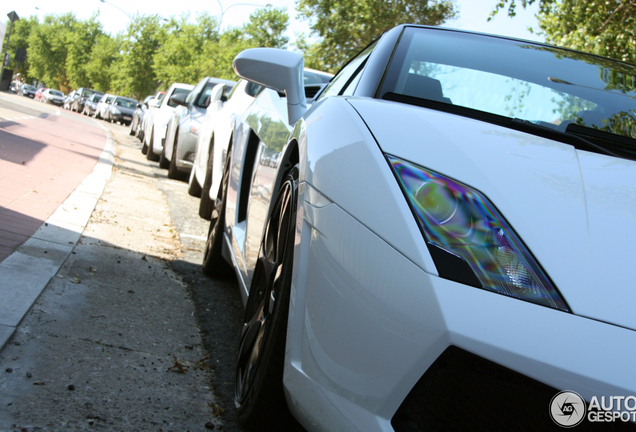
1 0 543 45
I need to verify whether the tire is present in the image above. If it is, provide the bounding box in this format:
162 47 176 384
187 169 202 197
141 129 149 155
129 119 136 135
147 128 160 161
158 143 170 169
202 147 233 277
198 140 215 220
235 165 299 431
167 133 182 179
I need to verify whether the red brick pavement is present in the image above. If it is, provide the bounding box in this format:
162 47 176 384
0 113 107 263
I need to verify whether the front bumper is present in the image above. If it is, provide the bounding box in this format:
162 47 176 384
285 191 636 432
111 113 133 124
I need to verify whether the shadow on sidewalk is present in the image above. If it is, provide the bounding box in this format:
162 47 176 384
0 206 46 264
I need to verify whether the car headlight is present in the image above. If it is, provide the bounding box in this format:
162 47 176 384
112 108 122 114
387 155 569 312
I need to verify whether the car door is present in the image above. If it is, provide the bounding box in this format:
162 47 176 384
225 88 293 290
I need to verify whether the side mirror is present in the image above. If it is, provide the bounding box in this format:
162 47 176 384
170 93 187 107
233 48 307 125
137 103 141 108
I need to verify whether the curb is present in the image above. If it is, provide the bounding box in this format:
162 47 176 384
0 125 116 349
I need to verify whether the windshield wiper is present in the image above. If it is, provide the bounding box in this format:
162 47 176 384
382 92 627 160
510 119 621 158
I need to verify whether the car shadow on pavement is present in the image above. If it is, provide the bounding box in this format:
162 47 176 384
170 259 251 432
0 127 46 165
0 207 47 263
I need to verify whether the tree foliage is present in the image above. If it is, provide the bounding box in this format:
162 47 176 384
65 16 104 91
491 0 636 64
297 0 457 72
27 13 79 92
2 7 290 100
115 14 166 100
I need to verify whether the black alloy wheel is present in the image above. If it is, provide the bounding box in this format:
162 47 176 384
235 165 299 431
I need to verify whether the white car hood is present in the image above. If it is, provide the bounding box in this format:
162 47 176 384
349 98 636 331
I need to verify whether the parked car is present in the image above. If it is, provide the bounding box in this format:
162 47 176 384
82 93 103 116
71 88 103 113
189 80 252 208
94 94 115 119
9 82 18 93
18 84 36 98
129 95 154 137
33 87 47 102
143 82 194 160
136 92 165 142
41 89 65 106
203 25 636 431
64 91 75 109
194 68 333 218
159 77 236 179
104 96 137 125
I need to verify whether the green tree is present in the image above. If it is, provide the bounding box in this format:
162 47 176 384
193 8 290 81
85 34 122 92
491 0 636 64
242 7 289 48
115 14 166 100
27 13 78 91
297 0 457 72
153 13 219 87
65 15 104 90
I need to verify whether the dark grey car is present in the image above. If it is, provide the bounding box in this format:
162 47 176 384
105 96 137 125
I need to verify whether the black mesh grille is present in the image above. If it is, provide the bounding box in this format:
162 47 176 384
391 346 636 431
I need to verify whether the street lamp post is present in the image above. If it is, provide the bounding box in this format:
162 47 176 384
215 1 272 33
98 0 132 20
0 11 20 91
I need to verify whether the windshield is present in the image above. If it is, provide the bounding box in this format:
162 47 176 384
196 83 218 108
114 98 136 108
24 85 36 91
380 27 636 142
50 90 64 97
81 89 100 97
305 70 332 84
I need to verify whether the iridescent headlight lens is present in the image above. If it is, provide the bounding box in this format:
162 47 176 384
388 155 569 312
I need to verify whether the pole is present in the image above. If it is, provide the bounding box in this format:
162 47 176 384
0 11 19 91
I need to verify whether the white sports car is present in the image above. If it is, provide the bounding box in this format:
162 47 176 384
203 25 636 431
